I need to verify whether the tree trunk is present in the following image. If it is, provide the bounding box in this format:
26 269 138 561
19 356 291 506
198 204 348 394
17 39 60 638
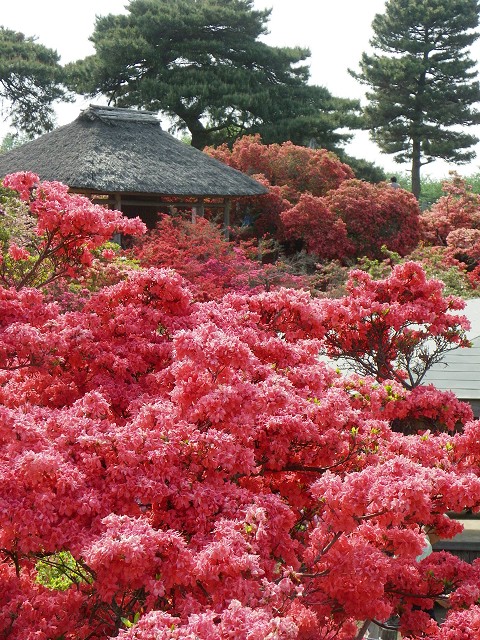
411 137 422 200
190 126 211 150
174 107 210 149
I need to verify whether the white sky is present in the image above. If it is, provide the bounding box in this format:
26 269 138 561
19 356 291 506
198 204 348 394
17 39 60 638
2 0 480 179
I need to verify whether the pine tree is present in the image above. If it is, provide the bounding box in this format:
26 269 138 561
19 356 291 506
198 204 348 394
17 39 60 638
351 0 480 198
0 27 68 137
66 0 360 150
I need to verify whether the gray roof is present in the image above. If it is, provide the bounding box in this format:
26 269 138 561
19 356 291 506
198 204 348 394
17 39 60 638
422 337 480 401
0 105 267 198
422 298 480 414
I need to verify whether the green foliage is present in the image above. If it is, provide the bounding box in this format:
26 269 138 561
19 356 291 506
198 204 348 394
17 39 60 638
462 172 480 193
35 551 91 591
0 132 30 153
395 174 412 191
121 612 141 629
66 0 360 150
0 27 70 136
336 152 387 183
356 252 396 280
0 186 36 247
416 174 446 210
351 0 480 198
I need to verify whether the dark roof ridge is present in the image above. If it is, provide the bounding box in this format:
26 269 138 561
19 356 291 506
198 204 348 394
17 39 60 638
80 104 161 126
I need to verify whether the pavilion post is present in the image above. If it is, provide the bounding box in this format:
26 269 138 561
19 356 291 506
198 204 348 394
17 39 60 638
191 198 205 223
112 192 123 245
223 198 231 240
113 193 122 211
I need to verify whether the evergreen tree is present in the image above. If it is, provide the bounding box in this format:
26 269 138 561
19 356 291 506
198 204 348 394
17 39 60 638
351 0 480 198
0 27 68 137
0 132 28 154
66 0 360 150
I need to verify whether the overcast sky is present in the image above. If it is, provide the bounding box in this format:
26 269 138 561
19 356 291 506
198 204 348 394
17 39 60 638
2 0 480 179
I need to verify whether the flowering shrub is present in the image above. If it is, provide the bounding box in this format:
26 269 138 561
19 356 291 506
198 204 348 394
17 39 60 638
135 214 310 300
343 373 473 435
0 172 146 289
0 274 479 638
420 173 480 247
208 139 421 264
280 193 352 260
419 173 480 291
318 262 470 391
324 179 421 259
2 176 480 639
205 135 353 239
136 214 250 300
405 244 478 297
447 227 480 265
206 135 354 201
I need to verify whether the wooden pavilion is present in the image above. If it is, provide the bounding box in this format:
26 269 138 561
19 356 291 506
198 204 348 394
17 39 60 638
0 105 267 233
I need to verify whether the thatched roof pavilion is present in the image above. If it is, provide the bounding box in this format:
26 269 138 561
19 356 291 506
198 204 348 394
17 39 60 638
0 105 267 231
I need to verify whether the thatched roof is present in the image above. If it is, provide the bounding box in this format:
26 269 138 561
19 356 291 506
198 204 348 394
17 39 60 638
0 105 267 198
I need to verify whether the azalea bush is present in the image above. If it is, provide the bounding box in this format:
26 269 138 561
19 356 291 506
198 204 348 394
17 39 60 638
0 172 146 289
206 135 354 202
2 265 480 639
419 174 480 291
207 138 421 264
134 213 310 301
205 135 353 241
3 174 480 639
402 244 478 298
420 173 480 247
318 262 470 390
280 193 352 261
326 244 478 300
324 179 421 259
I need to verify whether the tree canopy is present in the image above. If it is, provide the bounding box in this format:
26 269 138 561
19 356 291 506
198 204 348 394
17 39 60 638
0 27 68 137
351 0 480 198
66 0 360 149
